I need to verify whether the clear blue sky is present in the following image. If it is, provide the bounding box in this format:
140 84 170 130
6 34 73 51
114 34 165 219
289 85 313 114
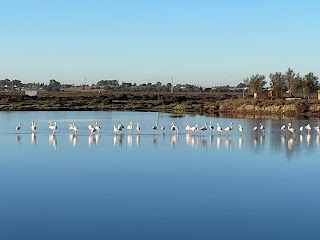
1 0 319 87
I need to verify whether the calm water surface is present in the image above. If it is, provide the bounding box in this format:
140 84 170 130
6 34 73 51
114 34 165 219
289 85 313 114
1 111 320 240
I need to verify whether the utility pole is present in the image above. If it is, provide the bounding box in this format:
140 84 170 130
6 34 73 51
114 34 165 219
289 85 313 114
243 87 247 99
171 76 173 93
84 77 87 92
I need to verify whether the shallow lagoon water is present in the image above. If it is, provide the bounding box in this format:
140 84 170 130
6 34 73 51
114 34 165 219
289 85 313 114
1 111 320 240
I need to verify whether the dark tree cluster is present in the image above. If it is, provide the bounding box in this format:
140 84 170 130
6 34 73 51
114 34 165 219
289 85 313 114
44 79 62 92
244 68 319 97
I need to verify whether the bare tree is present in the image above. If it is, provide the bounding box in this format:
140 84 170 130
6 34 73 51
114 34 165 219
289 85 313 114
284 68 301 96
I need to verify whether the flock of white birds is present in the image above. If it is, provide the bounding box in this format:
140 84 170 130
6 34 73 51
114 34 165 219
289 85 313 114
280 123 320 136
14 120 320 136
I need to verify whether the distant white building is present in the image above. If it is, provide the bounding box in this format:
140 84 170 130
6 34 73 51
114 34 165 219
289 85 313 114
25 90 37 96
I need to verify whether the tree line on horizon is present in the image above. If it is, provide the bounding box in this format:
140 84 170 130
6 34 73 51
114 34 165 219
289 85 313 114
243 68 319 99
1 68 318 96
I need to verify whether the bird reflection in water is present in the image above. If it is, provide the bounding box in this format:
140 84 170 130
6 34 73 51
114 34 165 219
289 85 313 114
200 138 207 150
238 137 243 150
287 137 294 151
216 136 221 150
281 135 286 148
95 134 100 145
127 134 132 148
186 134 198 148
69 133 78 148
152 135 158 148
209 134 214 147
225 137 232 150
306 134 311 145
316 135 320 145
299 134 303 144
113 134 123 147
162 131 166 141
171 134 179 148
31 133 36 145
88 134 100 147
49 134 57 150
16 134 21 145
253 135 258 148
88 135 93 146
136 135 140 148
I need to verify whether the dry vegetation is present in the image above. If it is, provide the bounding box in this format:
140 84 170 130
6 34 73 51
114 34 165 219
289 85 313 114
0 91 320 119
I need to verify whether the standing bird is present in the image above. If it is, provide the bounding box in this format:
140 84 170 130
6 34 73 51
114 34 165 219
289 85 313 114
314 126 320 135
94 122 101 133
259 123 265 133
136 122 141 133
160 124 165 133
151 122 158 133
127 121 133 133
287 123 296 137
49 121 57 134
209 121 214 132
200 123 208 135
238 124 244 136
31 121 37 132
190 124 198 133
185 123 191 133
16 123 22 133
171 122 179 134
224 122 233 137
117 121 124 130
72 123 79 135
88 123 96 134
114 124 121 134
305 124 312 135
68 123 74 131
281 125 286 131
299 126 304 134
217 123 223 135
113 125 119 134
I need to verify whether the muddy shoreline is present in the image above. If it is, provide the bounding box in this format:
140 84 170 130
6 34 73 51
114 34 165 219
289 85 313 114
1 91 320 119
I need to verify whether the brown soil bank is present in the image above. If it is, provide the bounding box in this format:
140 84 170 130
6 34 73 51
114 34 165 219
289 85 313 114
0 91 320 119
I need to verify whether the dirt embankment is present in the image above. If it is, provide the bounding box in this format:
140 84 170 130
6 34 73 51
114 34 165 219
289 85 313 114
217 98 320 118
1 91 320 119
0 91 225 113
